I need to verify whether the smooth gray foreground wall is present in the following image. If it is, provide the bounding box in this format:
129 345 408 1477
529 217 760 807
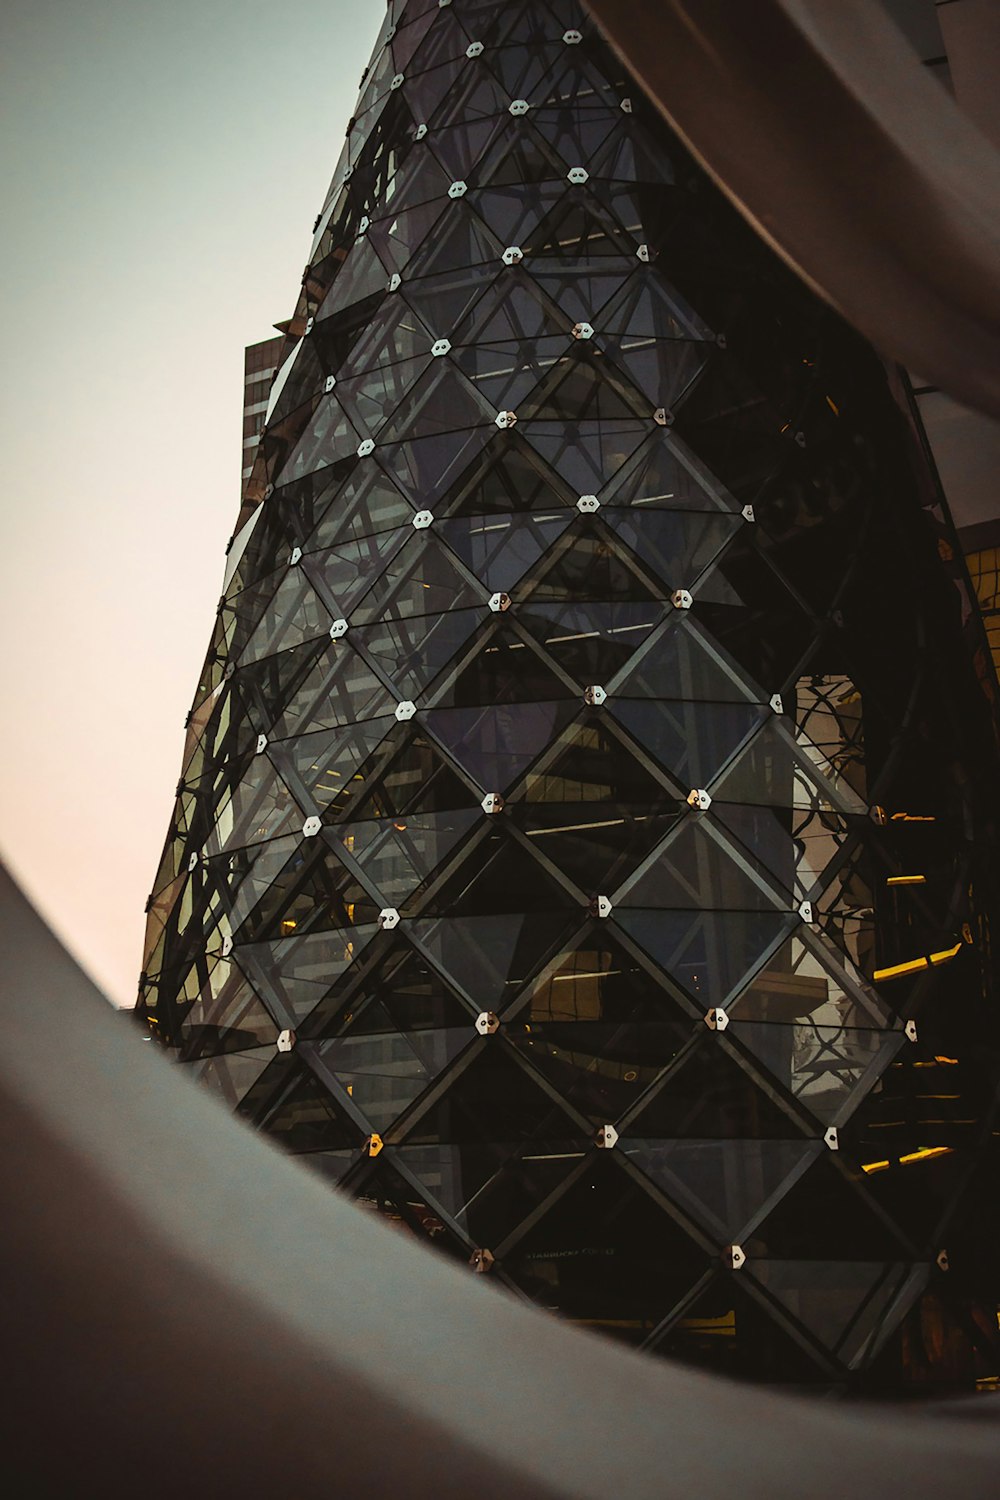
0 861 998 1498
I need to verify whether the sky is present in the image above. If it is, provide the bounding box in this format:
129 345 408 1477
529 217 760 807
0 0 381 1005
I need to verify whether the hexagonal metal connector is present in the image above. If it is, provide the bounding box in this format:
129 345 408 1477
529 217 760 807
741 503 755 522
448 180 468 198
590 894 613 919
653 406 673 426
378 907 400 930
304 316 315 333
276 1029 296 1054
431 338 451 357
357 438 375 457
323 374 337 393
501 245 524 265
584 685 607 707
563 28 582 44
187 852 200 873
357 217 370 234
364 1133 384 1158
495 409 517 428
221 935 234 958
620 97 633 113
724 1244 747 1271
687 788 712 811
414 122 428 140
566 166 589 184
576 494 600 514
390 72 404 89
509 99 529 117
289 546 302 566
636 243 650 262
263 484 275 499
387 272 402 292
595 1123 619 1149
255 734 268 755
394 700 417 722
905 1018 918 1042
572 321 594 340
769 693 784 714
466 41 483 57
672 589 693 610
481 792 504 815
302 816 322 838
798 900 814 924
470 1248 494 1274
824 1127 839 1151
475 1011 500 1036
329 618 349 640
489 592 511 613
936 1249 950 1272
412 509 434 529
704 1007 729 1032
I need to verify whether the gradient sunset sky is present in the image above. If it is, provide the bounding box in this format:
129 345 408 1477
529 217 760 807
0 0 381 1003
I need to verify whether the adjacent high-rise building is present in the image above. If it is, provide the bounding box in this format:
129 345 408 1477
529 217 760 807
139 0 1000 1391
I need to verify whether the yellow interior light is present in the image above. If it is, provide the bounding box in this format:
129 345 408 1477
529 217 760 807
886 875 926 886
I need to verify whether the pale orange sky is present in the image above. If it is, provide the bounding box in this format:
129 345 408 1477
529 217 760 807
0 0 381 1005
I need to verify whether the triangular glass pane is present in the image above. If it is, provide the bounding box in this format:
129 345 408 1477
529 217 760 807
503 1157 709 1344
610 700 766 788
342 728 478 821
398 270 498 351
601 509 739 590
239 568 334 664
424 700 580 792
269 640 396 740
316 234 392 319
236 923 377 1026
521 718 679 808
272 394 360 487
248 1057 365 1153
411 912 574 1009
209 833 301 931
367 197 449 278
178 962 280 1060
234 839 378 943
625 1037 807 1140
376 425 491 505
528 267 634 328
276 716 396 815
353 606 484 699
322 808 480 908
616 818 787 911
517 600 664 681
520 529 658 605
654 1275 832 1382
510 1013 692 1124
611 618 760 702
437 511 572 593
421 827 580 915
747 1258 916 1367
302 528 410 617
430 622 570 708
519 418 649 498
189 1047 276 1109
353 1162 471 1261
600 273 713 344
350 534 486 624
334 355 431 437
734 1018 901 1127
205 755 302 855
521 355 647 423
519 934 690 1026
615 908 796 1009
626 1138 818 1241
523 195 633 260
437 433 574 516
508 802 681 894
711 717 867 816
306 466 414 548
234 638 329 733
316 1024 468 1133
752 1155 912 1259
602 429 736 512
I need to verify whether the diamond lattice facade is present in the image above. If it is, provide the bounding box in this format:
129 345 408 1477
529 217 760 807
139 0 1000 1389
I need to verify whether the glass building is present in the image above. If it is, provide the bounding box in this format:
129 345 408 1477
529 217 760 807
138 0 1000 1390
